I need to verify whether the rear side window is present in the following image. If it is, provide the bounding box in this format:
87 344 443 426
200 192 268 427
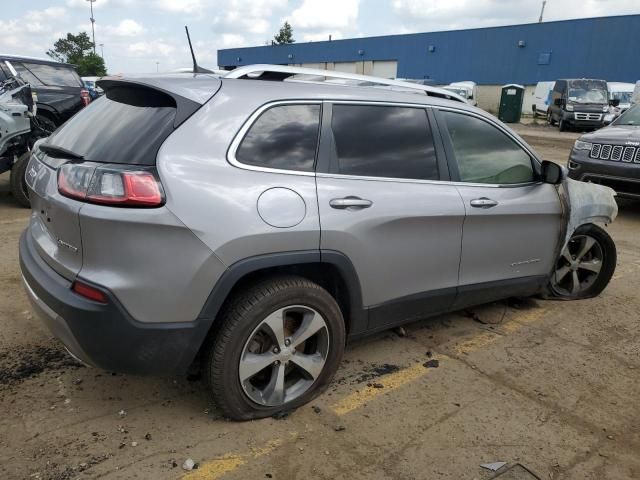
330 105 438 180
441 111 535 184
14 62 83 87
236 104 321 172
45 86 177 165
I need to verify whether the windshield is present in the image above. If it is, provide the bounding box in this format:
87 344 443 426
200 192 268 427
611 91 632 104
612 105 640 126
84 81 95 88
567 80 608 104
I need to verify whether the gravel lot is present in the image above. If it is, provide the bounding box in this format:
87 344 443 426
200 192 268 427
1 123 638 480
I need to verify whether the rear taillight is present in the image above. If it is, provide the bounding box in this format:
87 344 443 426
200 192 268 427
72 280 108 303
58 163 164 207
80 88 91 106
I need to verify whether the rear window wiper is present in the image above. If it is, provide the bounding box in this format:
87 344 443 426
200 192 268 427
39 143 84 160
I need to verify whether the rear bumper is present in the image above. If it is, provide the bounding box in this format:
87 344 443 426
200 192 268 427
19 230 209 375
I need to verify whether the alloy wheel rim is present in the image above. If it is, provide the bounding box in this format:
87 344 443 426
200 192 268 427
239 305 329 407
552 234 604 296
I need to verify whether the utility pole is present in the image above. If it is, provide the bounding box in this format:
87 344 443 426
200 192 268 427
156 62 159 72
538 0 547 23
99 43 104 58
87 0 97 54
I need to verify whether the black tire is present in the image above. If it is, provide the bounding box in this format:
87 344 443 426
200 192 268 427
532 105 537 117
206 275 346 420
558 117 567 132
547 110 556 126
9 151 31 208
546 224 616 300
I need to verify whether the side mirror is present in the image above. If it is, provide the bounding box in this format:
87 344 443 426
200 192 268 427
610 99 620 107
553 98 563 106
541 160 564 185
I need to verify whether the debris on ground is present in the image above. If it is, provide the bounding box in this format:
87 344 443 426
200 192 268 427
480 461 507 471
272 411 290 420
144 433 152 441
394 326 407 337
312 405 321 414
367 382 384 389
0 344 84 385
334 425 346 432
182 458 196 471
354 363 400 384
423 359 439 368
426 350 433 358
118 409 127 417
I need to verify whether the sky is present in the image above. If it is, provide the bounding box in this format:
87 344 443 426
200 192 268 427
1 0 638 74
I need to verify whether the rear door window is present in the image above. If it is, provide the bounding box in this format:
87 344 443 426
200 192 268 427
236 104 321 172
14 62 83 87
330 104 438 180
45 85 178 165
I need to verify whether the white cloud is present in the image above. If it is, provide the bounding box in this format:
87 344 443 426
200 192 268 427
104 19 145 36
290 0 360 29
127 40 175 57
154 0 204 13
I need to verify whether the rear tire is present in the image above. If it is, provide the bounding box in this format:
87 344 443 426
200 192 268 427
532 105 537 117
547 110 556 126
206 275 346 420
9 151 31 208
546 224 616 300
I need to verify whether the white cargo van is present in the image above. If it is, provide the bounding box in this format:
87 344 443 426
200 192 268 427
608 82 635 112
442 81 477 106
532 81 555 117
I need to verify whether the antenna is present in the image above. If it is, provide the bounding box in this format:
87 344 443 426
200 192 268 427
184 26 213 74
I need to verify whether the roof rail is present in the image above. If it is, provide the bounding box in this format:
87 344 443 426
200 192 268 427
224 64 467 104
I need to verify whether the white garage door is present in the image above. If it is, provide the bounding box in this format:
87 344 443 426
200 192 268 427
371 61 397 79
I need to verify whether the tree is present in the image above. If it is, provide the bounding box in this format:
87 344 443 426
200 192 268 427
47 32 107 76
274 21 294 44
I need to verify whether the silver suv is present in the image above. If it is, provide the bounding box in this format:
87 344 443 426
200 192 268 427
20 66 618 420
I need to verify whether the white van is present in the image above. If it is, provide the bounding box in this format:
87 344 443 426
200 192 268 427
531 81 555 117
631 81 640 105
608 82 635 112
442 81 477 106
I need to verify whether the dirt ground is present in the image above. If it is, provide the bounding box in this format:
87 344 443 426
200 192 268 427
1 125 639 480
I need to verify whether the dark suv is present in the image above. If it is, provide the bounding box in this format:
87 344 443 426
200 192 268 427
547 79 611 131
0 55 89 128
568 104 640 198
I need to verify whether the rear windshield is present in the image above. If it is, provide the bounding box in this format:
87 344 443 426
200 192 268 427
13 61 83 87
45 86 177 165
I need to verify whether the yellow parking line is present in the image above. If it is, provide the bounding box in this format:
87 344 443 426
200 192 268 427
331 361 433 415
183 440 282 480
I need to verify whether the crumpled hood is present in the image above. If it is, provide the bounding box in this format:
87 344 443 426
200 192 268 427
562 177 618 247
580 125 640 144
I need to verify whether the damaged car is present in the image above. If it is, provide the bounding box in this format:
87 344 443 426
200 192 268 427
19 65 618 420
568 104 640 199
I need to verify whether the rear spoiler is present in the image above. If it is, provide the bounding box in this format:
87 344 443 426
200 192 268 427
97 76 221 126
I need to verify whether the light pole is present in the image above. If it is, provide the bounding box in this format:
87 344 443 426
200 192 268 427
99 43 104 58
156 62 160 73
538 0 547 23
87 0 97 54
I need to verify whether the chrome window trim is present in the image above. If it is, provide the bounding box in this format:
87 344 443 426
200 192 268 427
227 100 322 177
227 99 542 189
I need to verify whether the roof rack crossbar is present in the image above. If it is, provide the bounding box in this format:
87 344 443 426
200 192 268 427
224 64 467 103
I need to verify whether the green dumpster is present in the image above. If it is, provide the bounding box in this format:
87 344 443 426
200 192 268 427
498 84 525 123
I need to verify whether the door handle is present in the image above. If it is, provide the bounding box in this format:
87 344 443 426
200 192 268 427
470 197 499 209
329 196 373 210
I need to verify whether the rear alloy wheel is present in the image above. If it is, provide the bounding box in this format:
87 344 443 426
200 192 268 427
549 224 616 299
206 276 345 420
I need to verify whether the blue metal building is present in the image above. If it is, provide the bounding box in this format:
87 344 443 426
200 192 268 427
218 15 640 85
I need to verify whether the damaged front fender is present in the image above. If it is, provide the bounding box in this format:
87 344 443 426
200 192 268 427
560 177 618 248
